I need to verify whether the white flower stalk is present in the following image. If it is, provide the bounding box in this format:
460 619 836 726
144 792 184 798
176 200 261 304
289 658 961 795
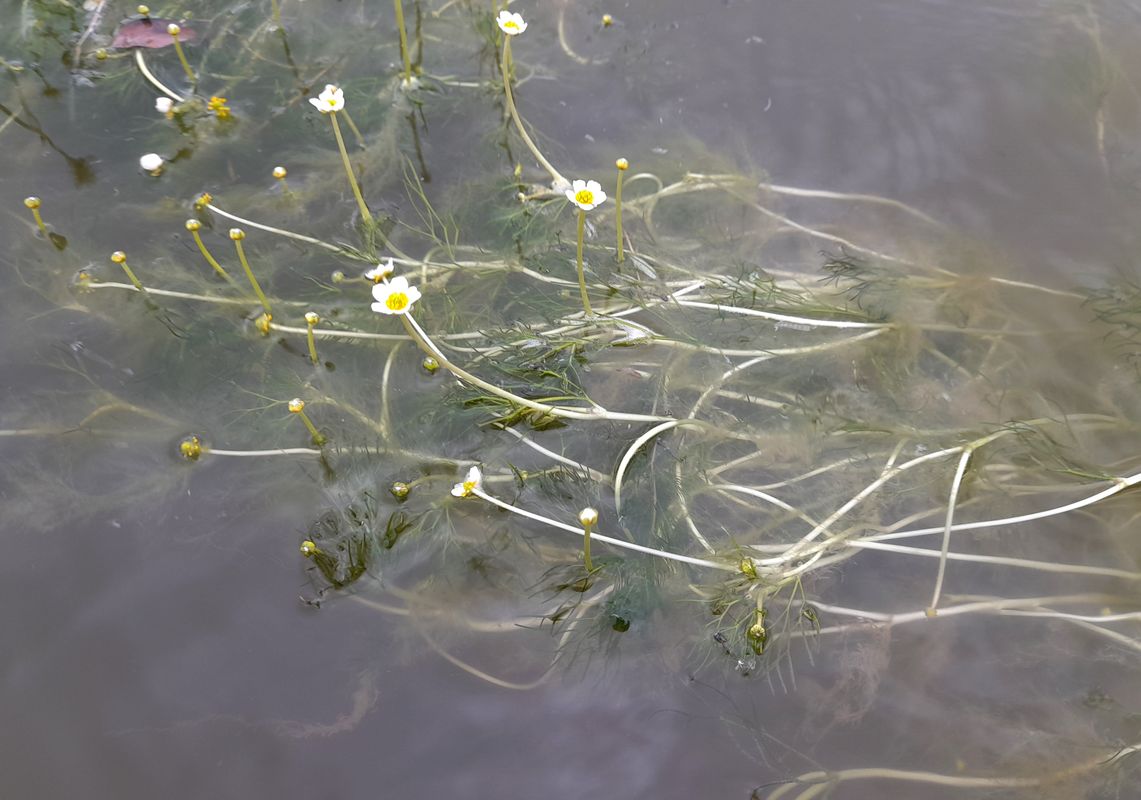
155 97 173 114
371 275 421 315
451 466 483 498
139 153 164 174
566 179 607 211
309 84 345 114
496 10 527 35
364 259 395 283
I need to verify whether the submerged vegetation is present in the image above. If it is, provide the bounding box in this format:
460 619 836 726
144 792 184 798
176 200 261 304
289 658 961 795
5 0 1141 796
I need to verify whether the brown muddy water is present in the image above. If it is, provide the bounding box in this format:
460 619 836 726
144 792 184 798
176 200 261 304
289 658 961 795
3 1 1141 798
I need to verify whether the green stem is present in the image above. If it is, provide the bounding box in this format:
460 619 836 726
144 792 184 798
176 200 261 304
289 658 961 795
307 325 320 365
501 38 565 186
329 111 373 225
270 0 282 25
171 35 197 89
575 210 593 316
29 207 48 238
615 168 625 262
118 260 146 294
233 238 273 315
297 409 326 445
394 0 413 84
191 229 234 283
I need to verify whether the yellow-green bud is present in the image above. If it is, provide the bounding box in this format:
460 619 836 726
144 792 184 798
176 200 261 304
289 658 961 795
739 559 757 579
167 23 180 36
110 251 127 264
137 5 150 15
331 270 345 283
272 166 287 180
390 481 410 499
179 435 202 461
304 311 320 326
578 507 599 527
602 13 614 27
300 540 319 557
287 398 306 413
616 157 629 171
254 312 273 336
23 196 41 209
185 219 201 232
228 228 245 240
421 356 439 373
95 48 108 61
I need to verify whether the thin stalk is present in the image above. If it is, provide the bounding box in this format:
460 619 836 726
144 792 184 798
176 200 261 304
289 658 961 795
134 49 183 101
232 237 272 315
501 38 565 186
928 447 973 614
615 163 626 261
394 0 413 84
575 209 593 316
189 227 234 283
400 314 672 423
329 111 373 225
170 32 197 90
472 488 730 570
296 410 325 445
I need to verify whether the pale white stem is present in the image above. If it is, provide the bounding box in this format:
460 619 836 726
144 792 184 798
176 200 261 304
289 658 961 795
928 448 973 613
471 488 730 570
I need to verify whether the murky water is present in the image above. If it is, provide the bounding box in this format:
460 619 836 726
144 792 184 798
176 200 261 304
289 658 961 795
4 1 1141 797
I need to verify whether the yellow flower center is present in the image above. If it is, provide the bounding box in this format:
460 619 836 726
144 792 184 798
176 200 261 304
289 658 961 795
326 96 338 107
386 292 409 311
575 189 595 206
503 20 519 30
462 480 477 494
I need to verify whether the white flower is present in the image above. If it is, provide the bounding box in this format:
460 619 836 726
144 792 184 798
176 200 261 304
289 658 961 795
370 275 421 315
155 97 173 114
497 10 527 35
364 259 395 283
566 179 606 211
451 466 483 498
139 153 164 173
309 84 344 114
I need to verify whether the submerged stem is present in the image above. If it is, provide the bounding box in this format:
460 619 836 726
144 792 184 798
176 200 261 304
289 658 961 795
500 38 565 187
575 210 593 316
329 111 373 225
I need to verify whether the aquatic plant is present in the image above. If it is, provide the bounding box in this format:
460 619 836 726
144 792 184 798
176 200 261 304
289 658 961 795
7 1 1141 795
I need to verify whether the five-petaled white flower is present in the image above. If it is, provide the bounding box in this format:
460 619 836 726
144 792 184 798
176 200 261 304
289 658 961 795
566 179 607 211
451 466 483 498
364 259 395 283
139 152 164 173
371 275 421 315
309 84 345 114
496 10 527 35
155 97 173 114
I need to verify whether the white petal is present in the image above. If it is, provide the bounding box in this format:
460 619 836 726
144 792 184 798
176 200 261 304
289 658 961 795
388 275 409 292
571 179 587 193
451 484 465 497
308 97 323 110
466 466 482 485
586 180 602 194
371 301 392 314
565 189 577 204
592 189 607 205
405 285 422 305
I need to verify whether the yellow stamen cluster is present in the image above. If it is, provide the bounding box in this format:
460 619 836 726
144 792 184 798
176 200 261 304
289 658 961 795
575 189 595 206
207 96 232 120
385 292 410 312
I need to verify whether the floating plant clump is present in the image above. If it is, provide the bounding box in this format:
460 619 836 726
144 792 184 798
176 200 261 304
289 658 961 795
9 1 1141 796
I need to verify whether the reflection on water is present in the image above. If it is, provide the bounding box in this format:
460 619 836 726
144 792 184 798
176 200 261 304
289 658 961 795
4 0 1141 797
